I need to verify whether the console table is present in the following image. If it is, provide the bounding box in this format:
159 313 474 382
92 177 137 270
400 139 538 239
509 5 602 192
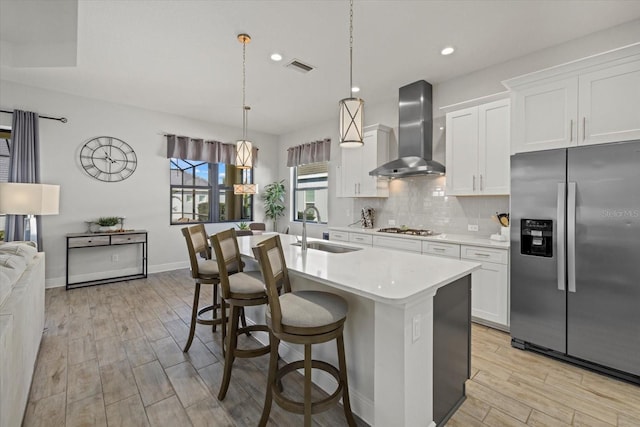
66 230 148 289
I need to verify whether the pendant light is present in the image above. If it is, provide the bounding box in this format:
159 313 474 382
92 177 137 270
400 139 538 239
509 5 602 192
236 33 253 168
339 0 364 148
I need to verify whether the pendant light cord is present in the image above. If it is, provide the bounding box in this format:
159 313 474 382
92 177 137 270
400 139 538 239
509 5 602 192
349 0 354 98
242 38 247 141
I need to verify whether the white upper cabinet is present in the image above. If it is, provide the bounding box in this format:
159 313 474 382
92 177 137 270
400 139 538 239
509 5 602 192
512 78 578 152
506 44 640 154
340 124 390 198
579 61 640 145
445 98 510 196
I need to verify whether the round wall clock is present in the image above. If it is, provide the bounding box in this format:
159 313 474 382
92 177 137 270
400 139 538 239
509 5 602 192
80 136 137 182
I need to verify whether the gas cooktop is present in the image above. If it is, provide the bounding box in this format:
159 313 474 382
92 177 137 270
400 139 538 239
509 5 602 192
378 227 438 237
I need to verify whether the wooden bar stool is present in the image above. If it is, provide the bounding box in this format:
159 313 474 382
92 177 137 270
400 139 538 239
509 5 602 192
180 224 223 352
210 228 271 400
180 224 246 352
252 235 356 427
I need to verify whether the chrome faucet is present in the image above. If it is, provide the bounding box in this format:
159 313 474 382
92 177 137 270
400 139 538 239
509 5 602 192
301 205 321 251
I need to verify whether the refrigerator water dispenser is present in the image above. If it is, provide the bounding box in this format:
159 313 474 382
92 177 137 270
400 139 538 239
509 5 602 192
521 219 553 257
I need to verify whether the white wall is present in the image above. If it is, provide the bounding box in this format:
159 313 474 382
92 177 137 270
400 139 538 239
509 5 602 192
0 80 279 287
278 19 640 237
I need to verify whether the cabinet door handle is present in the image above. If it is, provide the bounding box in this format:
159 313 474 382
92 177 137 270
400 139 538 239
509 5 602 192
354 183 357 194
570 119 573 141
473 175 476 191
582 117 586 141
480 174 483 191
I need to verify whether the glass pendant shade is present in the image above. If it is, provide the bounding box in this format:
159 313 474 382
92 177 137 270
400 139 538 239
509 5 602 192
339 97 364 147
233 183 258 195
236 140 253 169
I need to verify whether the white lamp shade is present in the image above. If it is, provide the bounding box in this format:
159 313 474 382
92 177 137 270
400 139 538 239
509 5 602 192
233 183 258 195
236 140 253 169
339 97 364 147
0 183 60 215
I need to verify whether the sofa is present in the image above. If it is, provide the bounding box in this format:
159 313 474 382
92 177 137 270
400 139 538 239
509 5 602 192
0 242 45 427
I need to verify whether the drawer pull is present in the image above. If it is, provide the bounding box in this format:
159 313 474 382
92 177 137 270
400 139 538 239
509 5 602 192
87 240 92 243
474 252 491 257
434 248 445 252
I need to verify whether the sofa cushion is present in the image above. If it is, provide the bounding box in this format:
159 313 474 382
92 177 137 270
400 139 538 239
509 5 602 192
0 241 38 260
0 271 11 308
0 242 37 308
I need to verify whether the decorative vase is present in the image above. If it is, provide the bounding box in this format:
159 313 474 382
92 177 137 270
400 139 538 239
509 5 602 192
99 225 117 232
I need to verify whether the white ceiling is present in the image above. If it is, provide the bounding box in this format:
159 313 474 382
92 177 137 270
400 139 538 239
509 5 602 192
1 0 640 135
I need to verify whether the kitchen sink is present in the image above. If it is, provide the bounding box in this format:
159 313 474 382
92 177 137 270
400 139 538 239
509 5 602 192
291 241 362 254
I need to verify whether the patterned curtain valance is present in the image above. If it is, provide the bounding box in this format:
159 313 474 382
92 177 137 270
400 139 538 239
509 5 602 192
166 134 258 167
286 138 331 167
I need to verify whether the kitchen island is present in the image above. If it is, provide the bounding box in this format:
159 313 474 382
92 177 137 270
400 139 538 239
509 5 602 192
237 233 480 427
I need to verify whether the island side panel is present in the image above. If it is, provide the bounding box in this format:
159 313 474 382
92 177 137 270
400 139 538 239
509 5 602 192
433 274 472 426
374 294 435 427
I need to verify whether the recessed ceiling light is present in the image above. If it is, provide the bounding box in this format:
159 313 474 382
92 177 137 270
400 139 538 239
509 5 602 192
441 46 455 56
352 86 360 93
270 53 283 62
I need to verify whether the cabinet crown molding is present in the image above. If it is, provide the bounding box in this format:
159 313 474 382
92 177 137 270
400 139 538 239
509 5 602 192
440 91 509 113
364 123 392 133
502 42 640 89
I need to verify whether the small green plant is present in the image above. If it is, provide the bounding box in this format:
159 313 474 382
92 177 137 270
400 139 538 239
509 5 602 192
262 180 286 232
97 216 120 227
236 221 250 230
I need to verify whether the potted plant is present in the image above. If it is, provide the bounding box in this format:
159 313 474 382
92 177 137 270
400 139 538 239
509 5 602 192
261 180 286 232
236 221 250 230
97 216 120 232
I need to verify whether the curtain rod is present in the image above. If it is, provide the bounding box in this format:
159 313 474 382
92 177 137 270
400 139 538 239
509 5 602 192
1 109 68 123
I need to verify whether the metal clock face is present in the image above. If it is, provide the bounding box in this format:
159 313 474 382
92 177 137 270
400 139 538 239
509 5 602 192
80 136 137 182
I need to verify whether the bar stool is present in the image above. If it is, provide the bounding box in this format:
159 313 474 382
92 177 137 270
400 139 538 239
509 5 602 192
210 228 271 400
180 224 223 352
180 224 246 352
252 235 356 427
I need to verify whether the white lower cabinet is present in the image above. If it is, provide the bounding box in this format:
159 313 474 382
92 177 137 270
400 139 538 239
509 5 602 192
461 245 509 329
349 233 373 246
330 229 510 329
372 235 421 253
330 230 350 242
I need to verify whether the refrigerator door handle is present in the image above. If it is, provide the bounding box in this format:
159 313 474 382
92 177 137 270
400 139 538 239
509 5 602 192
567 182 577 293
557 183 566 291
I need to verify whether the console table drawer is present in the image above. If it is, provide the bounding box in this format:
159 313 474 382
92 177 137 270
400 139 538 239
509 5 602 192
68 236 110 248
111 233 147 245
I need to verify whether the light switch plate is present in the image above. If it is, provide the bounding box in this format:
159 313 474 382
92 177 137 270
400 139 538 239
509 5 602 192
468 224 479 232
412 315 421 342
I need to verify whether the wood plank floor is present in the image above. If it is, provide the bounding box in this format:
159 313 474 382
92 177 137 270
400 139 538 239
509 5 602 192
23 270 640 426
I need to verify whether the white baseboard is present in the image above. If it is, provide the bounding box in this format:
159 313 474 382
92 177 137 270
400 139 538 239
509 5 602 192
45 261 190 289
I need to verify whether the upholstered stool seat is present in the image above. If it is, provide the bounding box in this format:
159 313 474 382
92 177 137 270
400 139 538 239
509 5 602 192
266 291 347 333
253 235 356 427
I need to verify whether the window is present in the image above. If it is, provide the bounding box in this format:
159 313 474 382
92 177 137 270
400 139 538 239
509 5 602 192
292 162 328 224
0 127 11 241
170 158 253 224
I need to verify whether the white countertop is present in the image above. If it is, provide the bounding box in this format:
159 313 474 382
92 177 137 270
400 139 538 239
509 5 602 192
329 226 511 249
237 233 480 305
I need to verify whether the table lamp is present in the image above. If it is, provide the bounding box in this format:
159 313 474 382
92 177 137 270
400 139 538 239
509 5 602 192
0 183 60 242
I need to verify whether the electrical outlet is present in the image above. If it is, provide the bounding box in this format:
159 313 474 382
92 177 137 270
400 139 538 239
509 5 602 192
412 315 421 342
388 219 396 226
468 224 479 232
111 254 119 262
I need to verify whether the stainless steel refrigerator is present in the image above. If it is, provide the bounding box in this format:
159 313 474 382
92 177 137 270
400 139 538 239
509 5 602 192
510 140 640 382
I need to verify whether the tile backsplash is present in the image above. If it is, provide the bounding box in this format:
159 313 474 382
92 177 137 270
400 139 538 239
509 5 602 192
352 176 510 237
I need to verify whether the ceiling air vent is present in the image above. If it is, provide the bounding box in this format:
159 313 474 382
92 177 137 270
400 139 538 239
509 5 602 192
286 59 314 73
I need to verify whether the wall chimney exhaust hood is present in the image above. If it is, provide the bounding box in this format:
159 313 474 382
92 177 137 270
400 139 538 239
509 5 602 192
369 80 445 177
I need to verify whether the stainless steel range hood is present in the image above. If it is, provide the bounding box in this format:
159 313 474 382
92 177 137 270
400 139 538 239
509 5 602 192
369 80 445 177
